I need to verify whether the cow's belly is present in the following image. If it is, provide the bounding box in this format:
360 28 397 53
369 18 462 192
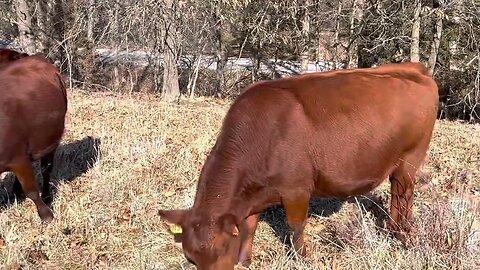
313 176 385 198
312 162 398 198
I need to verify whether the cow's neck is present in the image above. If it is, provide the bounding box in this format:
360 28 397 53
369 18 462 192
192 150 253 221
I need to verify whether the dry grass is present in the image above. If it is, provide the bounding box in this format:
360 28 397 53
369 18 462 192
0 90 479 270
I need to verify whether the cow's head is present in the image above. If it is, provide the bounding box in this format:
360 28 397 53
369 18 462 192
158 208 241 270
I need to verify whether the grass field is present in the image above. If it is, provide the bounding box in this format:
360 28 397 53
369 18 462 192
1 90 479 270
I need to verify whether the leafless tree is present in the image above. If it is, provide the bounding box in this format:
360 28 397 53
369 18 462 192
13 0 36 53
300 0 311 73
410 0 422 62
347 0 364 68
161 0 181 102
428 1 445 74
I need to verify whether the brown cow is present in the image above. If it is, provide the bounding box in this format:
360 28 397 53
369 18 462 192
0 48 29 68
0 53 67 222
158 62 439 270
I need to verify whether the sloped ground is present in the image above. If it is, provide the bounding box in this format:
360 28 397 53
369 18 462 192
0 90 479 270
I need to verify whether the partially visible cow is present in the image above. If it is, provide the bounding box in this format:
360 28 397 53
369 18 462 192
0 48 29 68
0 53 68 222
158 62 439 270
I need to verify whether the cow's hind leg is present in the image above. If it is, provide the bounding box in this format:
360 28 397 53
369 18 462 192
11 147 57 204
283 194 310 257
40 148 57 205
11 159 54 222
389 149 425 246
238 213 260 267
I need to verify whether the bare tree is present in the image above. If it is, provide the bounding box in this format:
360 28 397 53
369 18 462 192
34 1 49 53
14 0 36 53
428 3 444 74
87 0 96 43
300 0 311 73
410 0 421 62
332 0 343 67
347 0 364 68
162 0 181 101
213 0 228 96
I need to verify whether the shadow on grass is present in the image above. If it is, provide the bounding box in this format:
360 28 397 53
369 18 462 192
0 136 101 212
260 192 389 254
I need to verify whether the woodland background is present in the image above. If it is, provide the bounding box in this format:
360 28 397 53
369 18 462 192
0 0 479 121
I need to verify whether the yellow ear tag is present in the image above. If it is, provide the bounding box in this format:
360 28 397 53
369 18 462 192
169 224 183 235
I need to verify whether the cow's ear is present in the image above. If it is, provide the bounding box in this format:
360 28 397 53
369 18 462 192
218 213 240 237
158 209 188 226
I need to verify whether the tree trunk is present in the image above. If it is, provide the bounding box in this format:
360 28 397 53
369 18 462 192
428 7 444 74
214 0 227 97
162 0 180 102
251 46 262 82
83 0 96 87
87 0 95 43
447 1 462 71
347 0 364 68
300 0 311 73
14 0 36 53
332 1 343 69
188 54 202 99
52 0 66 60
474 56 480 121
35 0 49 53
410 0 421 62
112 1 120 90
448 33 460 71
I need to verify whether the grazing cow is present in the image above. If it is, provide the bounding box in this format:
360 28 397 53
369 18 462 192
0 48 29 68
158 62 439 270
0 54 67 222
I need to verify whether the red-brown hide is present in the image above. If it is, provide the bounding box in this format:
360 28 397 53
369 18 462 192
0 48 29 69
0 54 67 222
159 62 439 270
